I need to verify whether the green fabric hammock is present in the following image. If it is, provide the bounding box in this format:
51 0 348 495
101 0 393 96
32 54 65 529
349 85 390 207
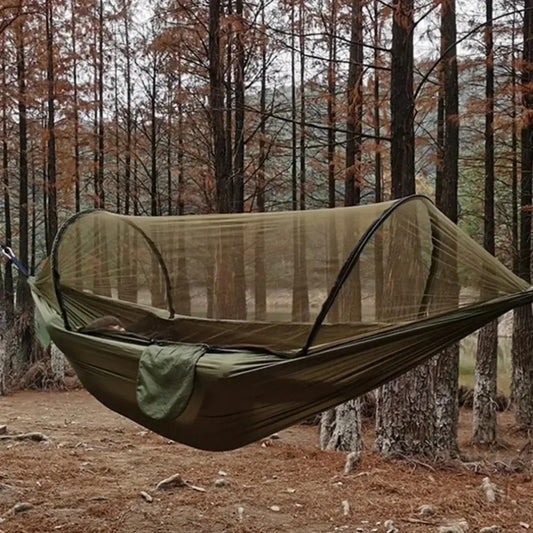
30 195 533 451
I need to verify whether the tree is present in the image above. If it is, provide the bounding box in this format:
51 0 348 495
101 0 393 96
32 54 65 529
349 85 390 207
319 0 363 460
209 0 230 214
375 0 435 458
511 0 533 430
45 0 57 251
473 0 498 445
13 16 37 377
1 35 14 326
432 0 460 456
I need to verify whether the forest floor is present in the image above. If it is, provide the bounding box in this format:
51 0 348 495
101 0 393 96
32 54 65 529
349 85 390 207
0 390 532 533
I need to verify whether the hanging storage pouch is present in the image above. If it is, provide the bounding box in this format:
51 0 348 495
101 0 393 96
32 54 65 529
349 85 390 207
136 343 208 420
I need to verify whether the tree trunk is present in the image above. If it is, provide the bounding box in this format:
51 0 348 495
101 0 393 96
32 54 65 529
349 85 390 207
124 1 132 216
511 13 519 275
389 0 415 199
46 0 58 251
209 0 230 213
233 0 245 212
254 0 267 321
97 0 105 208
320 0 362 457
432 0 460 456
511 0 533 430
327 0 337 209
71 0 80 212
320 399 361 454
345 0 363 206
1 38 14 325
14 20 38 377
376 0 434 458
473 0 497 445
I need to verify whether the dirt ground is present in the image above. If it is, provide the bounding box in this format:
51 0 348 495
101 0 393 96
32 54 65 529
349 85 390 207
0 391 532 533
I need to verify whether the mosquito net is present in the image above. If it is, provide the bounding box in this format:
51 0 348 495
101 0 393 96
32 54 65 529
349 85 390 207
43 196 528 354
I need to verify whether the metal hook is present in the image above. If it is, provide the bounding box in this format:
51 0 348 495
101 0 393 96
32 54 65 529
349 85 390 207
1 245 15 260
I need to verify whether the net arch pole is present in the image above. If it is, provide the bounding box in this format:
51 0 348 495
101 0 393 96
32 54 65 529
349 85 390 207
51 211 176 331
301 194 434 355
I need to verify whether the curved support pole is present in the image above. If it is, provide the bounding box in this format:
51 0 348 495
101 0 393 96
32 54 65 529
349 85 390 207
301 194 434 356
124 220 175 319
50 210 92 331
51 211 175 332
417 213 441 318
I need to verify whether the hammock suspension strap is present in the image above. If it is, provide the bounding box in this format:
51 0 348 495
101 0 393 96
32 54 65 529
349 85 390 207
1 244 29 278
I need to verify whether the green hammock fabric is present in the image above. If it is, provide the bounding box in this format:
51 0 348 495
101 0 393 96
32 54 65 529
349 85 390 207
29 195 533 451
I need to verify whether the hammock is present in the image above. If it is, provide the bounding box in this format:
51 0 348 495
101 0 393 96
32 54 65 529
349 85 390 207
30 195 533 451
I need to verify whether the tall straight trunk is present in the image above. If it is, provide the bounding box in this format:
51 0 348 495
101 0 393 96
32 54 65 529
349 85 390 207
175 52 191 315
225 0 233 199
233 0 245 212
92 22 99 208
209 0 230 213
327 0 337 209
150 54 158 217
133 117 139 216
376 0 436 458
1 40 14 324
299 0 306 211
42 104 49 252
45 0 57 252
436 65 445 190
71 0 80 212
231 0 247 320
433 0 460 455
14 20 36 374
326 0 339 325
389 0 415 198
124 1 132 215
373 0 382 204
320 0 362 460
30 142 37 274
16 24 29 286
512 0 533 430
254 0 267 321
345 0 363 206
291 1 297 211
291 0 309 323
209 0 236 318
97 0 105 208
373 0 384 320
167 75 173 215
373 0 383 316
473 0 497 445
114 44 120 213
342 0 362 323
511 14 519 275
177 53 185 217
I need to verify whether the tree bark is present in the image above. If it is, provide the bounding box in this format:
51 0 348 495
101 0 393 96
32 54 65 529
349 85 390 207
320 399 361 456
389 0 415 199
1 37 14 325
473 0 497 445
320 0 362 456
432 0 460 456
71 0 80 213
511 0 533 430
14 20 37 376
376 0 433 458
45 0 57 252
345 0 363 206
209 0 230 213
254 0 267 321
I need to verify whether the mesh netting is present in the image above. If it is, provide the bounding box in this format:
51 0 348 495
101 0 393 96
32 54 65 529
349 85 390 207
47 197 528 353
